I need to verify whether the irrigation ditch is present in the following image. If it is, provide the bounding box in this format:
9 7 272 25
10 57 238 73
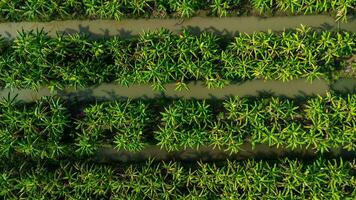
94 144 356 164
1 79 356 102
0 15 356 40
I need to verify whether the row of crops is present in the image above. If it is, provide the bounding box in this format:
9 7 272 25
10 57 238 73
0 27 355 90
1 93 355 159
0 0 355 21
1 157 355 199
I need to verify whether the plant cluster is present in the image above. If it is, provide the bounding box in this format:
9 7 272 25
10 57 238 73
217 93 356 153
75 100 153 154
0 0 354 21
1 158 355 199
0 28 355 90
251 0 355 21
1 93 355 159
0 95 69 159
139 93 355 153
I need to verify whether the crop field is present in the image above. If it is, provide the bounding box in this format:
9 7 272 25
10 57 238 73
0 0 356 199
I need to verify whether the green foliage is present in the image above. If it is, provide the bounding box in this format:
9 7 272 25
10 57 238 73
217 96 299 152
0 93 354 200
1 158 355 199
1 28 355 90
210 0 231 17
75 100 152 155
155 100 212 151
0 0 354 21
1 93 356 159
215 94 356 153
72 93 356 153
0 95 69 159
169 0 199 18
304 93 356 152
251 0 274 14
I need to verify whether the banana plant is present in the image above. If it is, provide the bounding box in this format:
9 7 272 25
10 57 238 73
169 0 197 18
4 158 355 199
1 28 355 90
0 95 69 159
210 0 231 17
155 100 212 151
251 0 274 14
75 99 152 154
0 0 354 21
335 0 354 22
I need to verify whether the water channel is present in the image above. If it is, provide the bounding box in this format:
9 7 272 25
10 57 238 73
0 79 355 102
94 144 356 163
0 15 355 40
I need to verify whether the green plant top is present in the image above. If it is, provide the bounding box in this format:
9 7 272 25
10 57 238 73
1 158 355 199
1 93 355 159
0 95 69 159
0 0 355 22
76 93 356 155
0 28 355 91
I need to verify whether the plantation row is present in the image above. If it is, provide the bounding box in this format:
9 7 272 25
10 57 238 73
0 28 355 90
0 0 355 22
1 158 355 199
1 93 355 159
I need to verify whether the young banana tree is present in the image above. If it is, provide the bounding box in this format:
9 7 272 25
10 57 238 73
210 0 231 17
75 99 152 154
169 0 197 18
251 0 273 14
0 95 69 159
